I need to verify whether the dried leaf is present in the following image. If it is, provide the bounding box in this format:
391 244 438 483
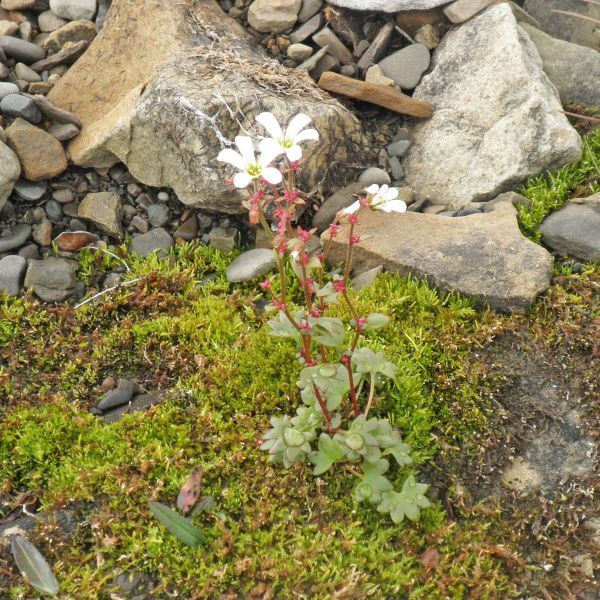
53 231 100 252
11 535 59 596
176 467 203 515
421 547 440 571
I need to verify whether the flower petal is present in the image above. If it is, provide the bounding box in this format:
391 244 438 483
217 148 247 171
285 144 303 162
262 167 283 185
259 138 284 166
343 200 361 215
378 199 407 213
293 128 319 143
235 136 255 165
286 113 312 141
256 112 283 141
364 184 380 195
382 186 399 201
233 171 253 188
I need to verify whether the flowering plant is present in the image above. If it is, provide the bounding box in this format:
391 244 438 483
218 113 430 524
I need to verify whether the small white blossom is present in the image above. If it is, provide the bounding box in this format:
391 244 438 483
364 184 407 213
343 199 362 215
256 112 319 162
217 135 283 189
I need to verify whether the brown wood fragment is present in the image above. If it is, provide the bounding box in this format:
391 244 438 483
30 40 88 72
317 71 433 118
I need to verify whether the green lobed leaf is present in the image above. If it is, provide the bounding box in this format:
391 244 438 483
365 313 390 330
149 501 205 547
377 476 431 524
310 433 347 475
11 535 59 596
355 455 392 503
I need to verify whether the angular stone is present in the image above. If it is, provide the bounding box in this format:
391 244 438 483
226 248 277 282
0 20 17 36
443 0 494 24
404 4 581 209
287 42 312 61
24 256 78 302
313 27 354 65
318 71 433 118
0 141 20 211
0 223 31 253
48 122 80 141
102 392 160 423
520 23 600 108
312 182 364 232
41 19 97 53
32 217 53 246
78 191 122 238
28 82 53 95
15 63 41 83
247 0 301 34
5 118 68 181
130 227 173 258
290 11 323 43
47 0 363 212
309 53 339 80
356 21 393 77
322 202 553 313
49 0 97 21
298 0 321 23
378 43 430 90
0 35 45 63
146 203 169 228
0 254 27 296
523 0 600 50
209 226 237 252
0 94 42 124
328 0 449 11
482 191 532 212
539 201 600 262
395 7 448 34
174 215 198 241
365 65 395 87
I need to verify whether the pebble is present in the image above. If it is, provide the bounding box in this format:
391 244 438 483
47 122 80 141
126 182 142 197
38 10 68 32
0 82 16 101
0 20 18 36
45 199 63 223
0 223 31 253
52 188 74 203
130 214 149 234
157 191 169 202
54 230 99 251
209 226 237 252
378 43 431 90
0 94 43 124
130 228 174 258
68 218 87 231
97 379 137 412
287 42 313 61
388 156 404 180
387 139 410 158
0 35 46 63
14 62 41 83
18 242 40 260
32 218 53 246
23 256 78 302
290 12 323 44
313 26 354 65
78 192 122 238
247 0 301 33
226 248 277 282
443 0 494 24
13 179 47 202
358 167 391 186
298 0 322 22
174 215 198 241
146 204 169 227
0 254 27 296
49 0 97 21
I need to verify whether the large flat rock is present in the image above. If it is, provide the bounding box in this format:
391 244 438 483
523 0 600 50
323 203 553 313
404 4 581 209
48 0 364 213
520 23 600 108
0 141 20 211
327 0 450 11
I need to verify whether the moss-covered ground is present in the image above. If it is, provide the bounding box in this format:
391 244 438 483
0 128 599 598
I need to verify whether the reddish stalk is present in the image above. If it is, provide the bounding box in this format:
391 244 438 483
312 383 332 431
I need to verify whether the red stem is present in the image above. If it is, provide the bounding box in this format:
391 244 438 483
313 383 332 431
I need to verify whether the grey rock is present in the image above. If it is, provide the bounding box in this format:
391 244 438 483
312 182 364 233
157 191 169 202
539 202 600 262
38 10 68 32
15 63 41 83
287 42 313 61
24 256 78 302
18 243 41 260
298 0 321 23
521 23 600 108
146 203 169 228
247 0 301 33
404 4 582 209
174 215 198 241
0 82 19 100
352 265 382 292
443 0 494 24
103 392 161 423
32 218 53 246
49 0 97 21
378 43 430 90
47 122 80 141
69 218 87 231
296 45 328 72
0 142 20 211
130 214 149 234
324 202 553 313
45 199 63 223
13 179 47 202
309 52 339 79
97 379 137 411
130 227 173 258
0 254 27 296
290 12 323 44
453 207 480 216
313 27 354 65
1 94 42 123
523 0 600 50
52 188 74 203
358 167 390 186
226 248 277 282
327 0 449 10
387 139 410 158
0 223 31 253
388 157 404 180
78 192 122 238
0 36 45 63
209 226 237 252
482 191 532 213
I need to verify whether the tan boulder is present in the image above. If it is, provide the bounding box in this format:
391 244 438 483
322 202 553 313
48 0 365 212
40 19 97 54
5 118 67 181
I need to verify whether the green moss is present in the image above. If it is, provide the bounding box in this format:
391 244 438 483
519 127 600 241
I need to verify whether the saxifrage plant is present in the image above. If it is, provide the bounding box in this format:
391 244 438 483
218 112 430 524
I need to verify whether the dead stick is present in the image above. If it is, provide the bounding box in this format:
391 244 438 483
562 110 600 124
551 9 600 26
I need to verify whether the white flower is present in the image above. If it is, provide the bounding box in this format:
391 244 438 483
217 135 283 188
364 184 407 213
343 199 361 215
256 112 319 162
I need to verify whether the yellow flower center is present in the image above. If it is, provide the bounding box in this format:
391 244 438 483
246 163 262 177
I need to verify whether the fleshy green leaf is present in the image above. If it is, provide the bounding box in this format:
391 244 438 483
356 456 392 502
11 535 59 596
383 442 413 466
267 311 302 346
365 313 390 330
310 433 347 475
377 476 431 524
149 502 205 547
